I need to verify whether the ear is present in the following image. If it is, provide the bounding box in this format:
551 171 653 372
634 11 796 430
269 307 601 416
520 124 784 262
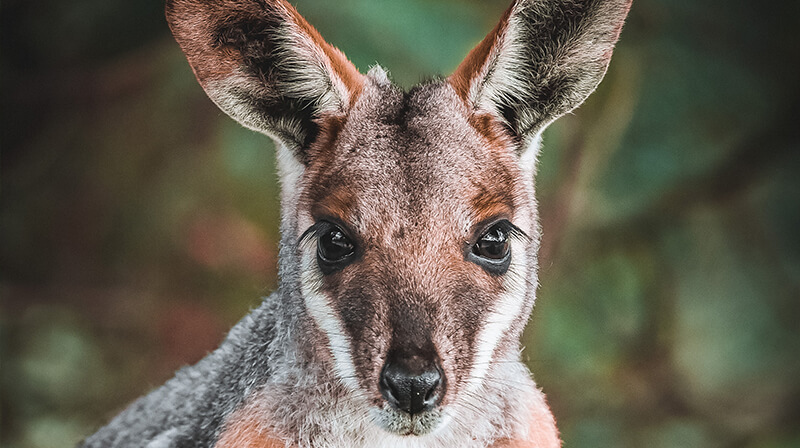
166 0 365 156
450 0 632 143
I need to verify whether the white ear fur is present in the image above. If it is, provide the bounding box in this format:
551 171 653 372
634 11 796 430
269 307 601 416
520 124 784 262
166 0 365 153
451 0 632 141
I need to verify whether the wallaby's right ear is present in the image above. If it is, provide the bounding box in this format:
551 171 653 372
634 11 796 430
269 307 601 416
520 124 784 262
166 0 364 155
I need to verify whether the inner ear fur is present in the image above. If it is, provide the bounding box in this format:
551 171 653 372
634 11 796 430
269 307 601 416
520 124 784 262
450 0 632 141
166 0 364 153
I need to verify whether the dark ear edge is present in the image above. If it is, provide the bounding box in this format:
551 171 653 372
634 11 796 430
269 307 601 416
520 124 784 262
450 0 632 142
166 0 365 152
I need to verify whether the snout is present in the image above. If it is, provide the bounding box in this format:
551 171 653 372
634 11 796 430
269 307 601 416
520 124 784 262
379 353 445 415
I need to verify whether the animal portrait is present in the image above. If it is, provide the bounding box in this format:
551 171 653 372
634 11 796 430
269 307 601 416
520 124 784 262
4 0 797 447
78 0 630 446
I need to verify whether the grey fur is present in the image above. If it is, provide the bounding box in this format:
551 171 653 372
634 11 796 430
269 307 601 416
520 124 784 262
81 297 282 447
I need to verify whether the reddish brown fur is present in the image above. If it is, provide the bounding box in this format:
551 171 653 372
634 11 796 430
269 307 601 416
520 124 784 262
449 3 514 104
215 408 285 448
167 0 364 102
470 188 514 226
306 114 348 166
284 5 364 104
468 113 516 149
488 389 560 447
304 116 358 222
466 116 521 226
216 388 559 448
165 1 242 85
310 187 357 224
450 4 518 161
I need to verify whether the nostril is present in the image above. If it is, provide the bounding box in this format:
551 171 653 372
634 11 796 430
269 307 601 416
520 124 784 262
380 371 401 407
379 360 444 415
423 377 439 402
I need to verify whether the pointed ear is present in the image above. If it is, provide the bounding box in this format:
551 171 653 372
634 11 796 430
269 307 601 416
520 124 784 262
166 0 365 155
450 0 631 143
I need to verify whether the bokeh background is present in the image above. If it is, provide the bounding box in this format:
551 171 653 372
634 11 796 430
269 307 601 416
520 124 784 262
2 0 799 446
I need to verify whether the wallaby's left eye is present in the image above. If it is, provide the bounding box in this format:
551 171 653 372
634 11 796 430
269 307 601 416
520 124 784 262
469 221 514 275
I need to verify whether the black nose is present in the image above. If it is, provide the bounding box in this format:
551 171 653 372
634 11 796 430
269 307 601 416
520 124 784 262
379 355 444 415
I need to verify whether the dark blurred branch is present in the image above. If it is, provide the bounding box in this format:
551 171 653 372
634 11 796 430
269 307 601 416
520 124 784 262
538 129 587 265
573 100 800 310
581 99 800 242
653 100 800 212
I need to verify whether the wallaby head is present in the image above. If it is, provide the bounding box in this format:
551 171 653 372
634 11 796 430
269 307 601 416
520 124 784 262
165 0 630 443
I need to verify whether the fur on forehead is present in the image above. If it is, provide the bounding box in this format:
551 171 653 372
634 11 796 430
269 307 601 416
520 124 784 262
305 77 518 165
299 80 527 235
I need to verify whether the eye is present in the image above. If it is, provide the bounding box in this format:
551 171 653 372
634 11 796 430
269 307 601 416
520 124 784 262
473 225 510 260
468 220 514 275
316 222 356 273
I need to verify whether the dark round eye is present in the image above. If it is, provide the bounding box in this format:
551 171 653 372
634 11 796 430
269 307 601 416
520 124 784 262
473 224 510 260
317 222 355 273
468 221 513 275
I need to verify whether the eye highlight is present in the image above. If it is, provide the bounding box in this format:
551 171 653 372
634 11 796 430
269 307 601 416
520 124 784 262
468 220 522 275
314 221 356 274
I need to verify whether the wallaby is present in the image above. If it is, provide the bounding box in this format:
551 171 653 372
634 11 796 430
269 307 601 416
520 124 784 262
81 0 630 446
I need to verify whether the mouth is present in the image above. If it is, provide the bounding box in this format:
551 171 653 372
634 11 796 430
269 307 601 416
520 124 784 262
373 404 445 436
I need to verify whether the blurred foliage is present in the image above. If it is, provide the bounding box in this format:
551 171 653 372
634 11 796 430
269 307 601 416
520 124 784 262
1 0 799 447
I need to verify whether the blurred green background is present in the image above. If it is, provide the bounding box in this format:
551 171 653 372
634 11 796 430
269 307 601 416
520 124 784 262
2 0 799 446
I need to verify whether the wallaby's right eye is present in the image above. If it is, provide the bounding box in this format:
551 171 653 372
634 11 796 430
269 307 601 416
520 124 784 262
317 222 356 273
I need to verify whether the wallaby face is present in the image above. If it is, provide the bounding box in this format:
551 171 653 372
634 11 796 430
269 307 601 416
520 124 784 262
82 1 629 446
296 81 537 434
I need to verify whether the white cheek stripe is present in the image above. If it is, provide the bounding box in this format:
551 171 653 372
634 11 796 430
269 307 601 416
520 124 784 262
465 243 528 394
300 247 360 390
275 142 303 203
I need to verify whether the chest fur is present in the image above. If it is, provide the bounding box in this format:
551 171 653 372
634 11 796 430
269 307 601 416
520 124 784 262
213 377 559 448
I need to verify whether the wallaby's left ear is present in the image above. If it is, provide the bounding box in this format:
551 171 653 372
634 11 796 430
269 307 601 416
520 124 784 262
166 0 365 156
450 0 632 143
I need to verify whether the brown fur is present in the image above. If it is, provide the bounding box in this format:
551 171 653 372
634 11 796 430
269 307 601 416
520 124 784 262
165 0 241 84
450 3 514 105
216 385 559 447
284 6 364 104
216 408 286 448
467 113 517 150
489 388 560 447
